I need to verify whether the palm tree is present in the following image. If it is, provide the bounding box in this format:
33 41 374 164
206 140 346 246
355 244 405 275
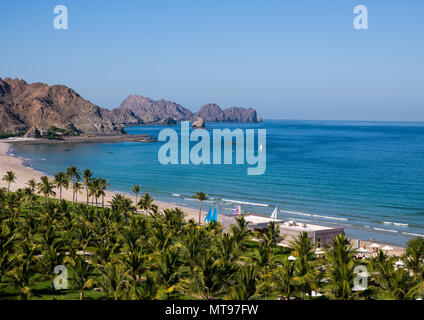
39 225 65 290
121 244 150 281
228 265 267 300
72 181 83 204
82 169 93 205
0 223 17 284
138 192 154 216
99 178 109 209
182 223 210 271
97 259 131 300
2 171 16 193
131 185 141 212
371 250 419 299
290 231 317 299
230 216 251 248
178 250 222 299
88 178 104 213
403 237 424 275
66 166 81 204
7 239 40 299
26 179 37 194
155 245 183 299
192 192 208 226
54 172 69 201
64 252 95 300
270 257 297 299
66 166 81 182
262 221 285 252
37 176 56 203
324 234 357 300
22 187 36 215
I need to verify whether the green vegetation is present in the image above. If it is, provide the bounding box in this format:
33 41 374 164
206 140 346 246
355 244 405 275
0 167 424 300
42 126 79 139
0 132 17 139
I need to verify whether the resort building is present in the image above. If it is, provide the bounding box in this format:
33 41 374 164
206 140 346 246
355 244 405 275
221 213 344 247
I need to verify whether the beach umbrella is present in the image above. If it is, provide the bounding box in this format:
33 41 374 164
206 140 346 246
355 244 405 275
382 245 394 251
288 255 297 261
370 243 380 248
356 247 370 253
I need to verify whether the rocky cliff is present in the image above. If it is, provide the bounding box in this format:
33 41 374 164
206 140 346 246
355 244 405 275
194 104 261 123
0 78 124 136
0 77 262 137
119 95 262 124
119 95 193 123
100 108 142 125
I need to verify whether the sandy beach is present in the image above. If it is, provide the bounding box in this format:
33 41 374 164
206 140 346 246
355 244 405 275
0 139 405 256
0 139 204 222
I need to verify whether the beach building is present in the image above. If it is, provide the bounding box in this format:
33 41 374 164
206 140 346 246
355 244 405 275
221 213 344 247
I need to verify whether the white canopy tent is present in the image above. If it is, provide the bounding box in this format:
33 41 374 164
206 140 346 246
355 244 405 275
382 245 394 251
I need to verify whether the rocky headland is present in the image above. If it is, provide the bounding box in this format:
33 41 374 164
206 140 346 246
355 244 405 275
0 77 262 139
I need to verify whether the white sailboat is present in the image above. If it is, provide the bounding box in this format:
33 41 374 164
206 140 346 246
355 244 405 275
270 206 278 220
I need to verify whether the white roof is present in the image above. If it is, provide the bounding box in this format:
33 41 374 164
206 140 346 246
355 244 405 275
244 214 334 232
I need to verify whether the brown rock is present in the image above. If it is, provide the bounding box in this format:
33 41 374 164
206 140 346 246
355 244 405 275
193 104 261 123
0 77 124 136
192 118 205 128
24 126 41 138
100 108 142 125
194 104 227 122
223 107 261 123
157 117 177 125
119 95 193 123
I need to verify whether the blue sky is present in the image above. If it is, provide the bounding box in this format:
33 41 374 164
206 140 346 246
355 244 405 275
1 0 423 121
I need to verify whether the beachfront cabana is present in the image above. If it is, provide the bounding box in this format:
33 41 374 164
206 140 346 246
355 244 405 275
241 213 345 247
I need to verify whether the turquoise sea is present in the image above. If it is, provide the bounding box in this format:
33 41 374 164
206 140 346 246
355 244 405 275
11 120 424 246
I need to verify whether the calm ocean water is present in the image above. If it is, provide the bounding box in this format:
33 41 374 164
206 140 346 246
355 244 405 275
12 120 424 246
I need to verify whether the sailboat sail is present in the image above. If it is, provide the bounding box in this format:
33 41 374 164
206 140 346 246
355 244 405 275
270 207 278 220
204 206 213 222
212 206 218 222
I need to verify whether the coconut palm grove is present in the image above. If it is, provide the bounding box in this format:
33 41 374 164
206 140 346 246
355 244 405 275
1 166 424 300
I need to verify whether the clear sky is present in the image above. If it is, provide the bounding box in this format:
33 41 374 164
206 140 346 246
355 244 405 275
1 0 423 121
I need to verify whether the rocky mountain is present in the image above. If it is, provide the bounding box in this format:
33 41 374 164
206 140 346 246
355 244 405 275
223 106 261 123
119 95 193 123
0 77 262 138
119 95 262 124
100 108 141 125
0 78 124 136
194 104 261 123
194 104 227 122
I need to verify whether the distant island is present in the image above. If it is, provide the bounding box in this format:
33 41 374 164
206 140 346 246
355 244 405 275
0 77 261 139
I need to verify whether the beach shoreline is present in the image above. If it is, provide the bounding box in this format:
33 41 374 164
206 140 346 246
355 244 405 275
5 134 157 145
0 139 406 256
